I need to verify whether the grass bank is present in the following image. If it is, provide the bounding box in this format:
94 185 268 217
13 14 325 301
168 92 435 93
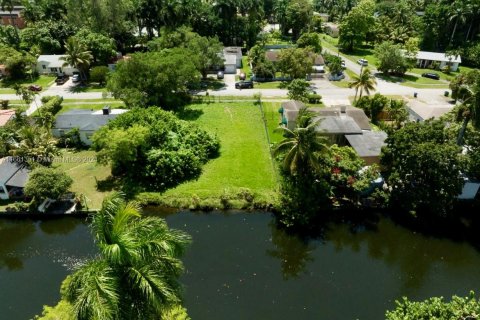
138 102 279 210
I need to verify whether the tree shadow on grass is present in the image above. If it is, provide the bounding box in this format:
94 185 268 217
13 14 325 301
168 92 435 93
176 107 204 121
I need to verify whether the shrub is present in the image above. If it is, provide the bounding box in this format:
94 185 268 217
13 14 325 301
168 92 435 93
0 100 9 109
89 66 109 85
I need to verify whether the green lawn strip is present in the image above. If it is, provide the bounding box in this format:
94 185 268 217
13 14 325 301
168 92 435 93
241 56 252 77
408 67 478 82
156 102 278 207
0 75 55 91
0 88 16 94
254 81 284 89
400 82 449 89
330 80 350 88
53 149 111 210
207 95 287 101
262 102 285 145
59 103 125 114
62 98 122 103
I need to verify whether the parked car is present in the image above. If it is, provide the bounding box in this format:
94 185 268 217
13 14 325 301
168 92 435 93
217 71 224 80
328 72 345 81
28 84 42 92
55 74 69 85
421 72 440 80
72 74 80 83
235 81 254 89
357 59 368 66
341 60 346 68
239 72 246 81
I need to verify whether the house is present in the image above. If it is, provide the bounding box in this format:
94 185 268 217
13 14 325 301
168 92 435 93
407 99 454 122
53 106 128 145
36 55 79 76
265 50 280 63
415 51 461 72
0 6 26 29
0 157 29 200
280 102 387 164
311 54 325 74
0 109 15 127
324 23 339 38
222 47 242 74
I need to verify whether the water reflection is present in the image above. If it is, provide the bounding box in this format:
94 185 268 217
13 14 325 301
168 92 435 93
266 221 317 280
0 220 35 271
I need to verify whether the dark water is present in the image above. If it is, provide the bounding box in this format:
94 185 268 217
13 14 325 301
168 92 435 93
1 212 480 320
0 218 95 320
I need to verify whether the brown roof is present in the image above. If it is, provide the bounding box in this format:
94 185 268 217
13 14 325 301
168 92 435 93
265 51 280 62
0 109 15 127
314 55 325 65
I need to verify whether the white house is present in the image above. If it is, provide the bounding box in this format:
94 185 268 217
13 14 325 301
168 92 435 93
0 157 29 200
53 106 128 146
415 51 462 72
36 55 79 76
223 47 242 74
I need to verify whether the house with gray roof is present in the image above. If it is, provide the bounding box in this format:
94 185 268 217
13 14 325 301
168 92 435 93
279 101 387 164
223 47 242 74
0 157 29 200
53 107 128 145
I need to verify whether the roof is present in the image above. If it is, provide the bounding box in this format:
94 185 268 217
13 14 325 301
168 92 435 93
281 100 306 111
0 6 23 16
224 54 237 65
345 131 388 157
317 106 371 130
0 157 29 187
265 51 280 62
0 109 15 127
313 54 324 65
37 55 69 68
416 51 462 63
55 109 128 131
314 115 363 135
224 47 242 55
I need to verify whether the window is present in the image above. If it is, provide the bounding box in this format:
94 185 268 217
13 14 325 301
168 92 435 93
51 67 58 72
42 65 46 69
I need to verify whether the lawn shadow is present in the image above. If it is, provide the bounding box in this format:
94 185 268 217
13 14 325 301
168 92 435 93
176 107 204 121
67 83 106 93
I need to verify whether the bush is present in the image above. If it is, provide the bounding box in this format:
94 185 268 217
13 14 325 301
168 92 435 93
92 107 220 191
89 66 109 85
41 96 63 115
0 100 9 109
24 167 73 202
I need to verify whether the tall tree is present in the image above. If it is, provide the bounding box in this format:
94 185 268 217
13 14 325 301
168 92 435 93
349 67 377 101
60 37 93 81
64 193 191 320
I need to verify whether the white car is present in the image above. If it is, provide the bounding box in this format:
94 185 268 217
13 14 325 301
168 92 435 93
357 59 368 66
341 60 346 68
72 74 80 83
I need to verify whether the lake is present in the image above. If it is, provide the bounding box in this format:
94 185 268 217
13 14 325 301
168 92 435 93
1 211 480 319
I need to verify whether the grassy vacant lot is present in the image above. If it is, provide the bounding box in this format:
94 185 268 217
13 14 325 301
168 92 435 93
156 102 278 207
377 72 450 89
262 101 285 144
255 81 284 89
54 150 112 209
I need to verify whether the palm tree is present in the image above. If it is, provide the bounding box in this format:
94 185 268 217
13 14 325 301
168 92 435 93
456 80 480 145
9 126 58 166
448 1 468 46
349 68 377 102
60 37 93 82
274 108 330 176
64 193 191 320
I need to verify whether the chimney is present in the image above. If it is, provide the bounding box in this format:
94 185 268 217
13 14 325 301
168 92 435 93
102 105 111 115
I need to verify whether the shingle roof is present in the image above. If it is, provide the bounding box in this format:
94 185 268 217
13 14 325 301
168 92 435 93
416 51 462 63
0 157 29 187
345 131 388 157
314 115 363 135
55 109 128 131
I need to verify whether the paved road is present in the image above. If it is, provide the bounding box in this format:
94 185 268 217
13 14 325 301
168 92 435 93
0 68 449 113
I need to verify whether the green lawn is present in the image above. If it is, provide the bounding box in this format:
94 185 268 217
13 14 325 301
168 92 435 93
59 102 125 114
241 56 252 77
409 67 478 82
262 102 285 144
54 150 112 210
0 75 56 94
158 102 278 205
254 81 284 89
62 98 122 103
